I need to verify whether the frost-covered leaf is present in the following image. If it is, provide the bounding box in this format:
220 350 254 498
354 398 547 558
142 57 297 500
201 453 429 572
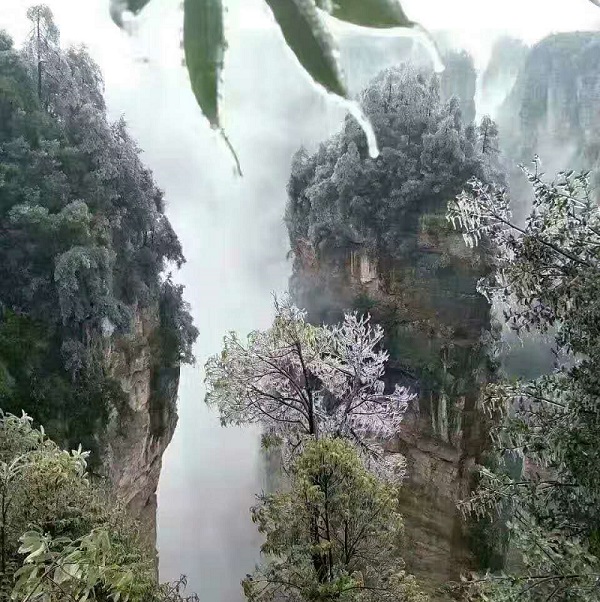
264 0 347 98
183 0 225 128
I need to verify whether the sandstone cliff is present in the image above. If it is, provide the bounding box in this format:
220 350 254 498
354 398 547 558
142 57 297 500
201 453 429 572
285 65 499 596
291 215 493 595
103 304 180 544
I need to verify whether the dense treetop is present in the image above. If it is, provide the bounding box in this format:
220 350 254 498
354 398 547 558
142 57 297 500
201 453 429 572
0 7 197 452
286 65 500 263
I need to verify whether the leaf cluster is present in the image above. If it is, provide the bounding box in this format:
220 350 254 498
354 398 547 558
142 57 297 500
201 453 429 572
449 163 600 599
0 411 197 602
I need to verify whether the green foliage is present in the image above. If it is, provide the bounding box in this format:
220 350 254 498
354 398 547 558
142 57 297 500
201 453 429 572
156 278 198 367
0 9 196 454
0 310 124 459
183 0 224 128
243 437 427 602
264 0 346 98
0 411 197 602
316 0 413 28
449 164 600 598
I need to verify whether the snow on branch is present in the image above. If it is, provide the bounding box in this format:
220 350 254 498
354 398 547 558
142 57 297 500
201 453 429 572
205 296 414 477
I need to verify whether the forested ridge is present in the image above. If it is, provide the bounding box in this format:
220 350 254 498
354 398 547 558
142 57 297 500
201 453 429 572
0 7 197 456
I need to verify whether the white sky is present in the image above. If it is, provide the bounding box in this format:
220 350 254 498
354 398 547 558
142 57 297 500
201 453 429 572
1 0 599 82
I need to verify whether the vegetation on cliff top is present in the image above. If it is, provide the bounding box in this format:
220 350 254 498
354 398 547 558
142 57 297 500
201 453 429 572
0 6 197 455
286 64 502 263
285 65 499 452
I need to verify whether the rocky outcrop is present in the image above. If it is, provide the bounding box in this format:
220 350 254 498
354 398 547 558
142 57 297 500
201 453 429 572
103 304 180 544
291 216 493 596
286 65 498 595
478 37 529 119
440 51 477 124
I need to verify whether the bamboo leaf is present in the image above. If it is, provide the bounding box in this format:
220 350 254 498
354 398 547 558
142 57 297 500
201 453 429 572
183 0 225 128
264 0 347 98
316 0 413 28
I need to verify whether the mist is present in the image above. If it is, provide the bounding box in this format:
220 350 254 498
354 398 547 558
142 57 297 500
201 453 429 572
1 0 599 600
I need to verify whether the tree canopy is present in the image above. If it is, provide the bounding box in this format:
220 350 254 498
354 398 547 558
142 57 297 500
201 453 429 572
448 162 600 599
0 7 197 454
243 437 427 602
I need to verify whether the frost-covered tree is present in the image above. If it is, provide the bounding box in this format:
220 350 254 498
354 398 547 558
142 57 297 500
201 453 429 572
24 4 60 106
286 65 488 262
448 161 600 599
243 437 427 602
205 297 412 475
477 116 499 157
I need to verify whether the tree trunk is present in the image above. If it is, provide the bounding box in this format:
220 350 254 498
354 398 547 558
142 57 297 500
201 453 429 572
36 15 42 102
1 490 7 575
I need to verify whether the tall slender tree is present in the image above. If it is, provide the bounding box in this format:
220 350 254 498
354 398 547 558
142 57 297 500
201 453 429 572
24 5 60 108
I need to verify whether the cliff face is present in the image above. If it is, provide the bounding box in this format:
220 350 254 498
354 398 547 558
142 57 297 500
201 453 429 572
103 304 180 543
285 65 498 595
291 221 492 594
498 32 600 177
478 37 529 119
440 51 477 124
